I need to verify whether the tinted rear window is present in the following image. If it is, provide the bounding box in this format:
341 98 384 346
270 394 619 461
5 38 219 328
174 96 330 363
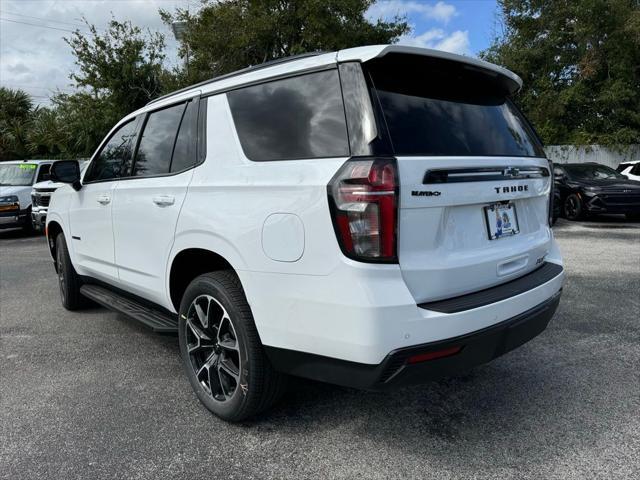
366 55 545 158
227 69 349 161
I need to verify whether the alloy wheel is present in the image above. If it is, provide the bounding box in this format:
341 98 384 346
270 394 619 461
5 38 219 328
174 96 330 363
565 196 580 219
185 294 241 402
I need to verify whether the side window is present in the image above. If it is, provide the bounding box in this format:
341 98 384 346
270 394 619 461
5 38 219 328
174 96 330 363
170 100 198 173
227 69 350 161
632 164 640 176
133 103 185 177
85 120 138 182
36 164 51 182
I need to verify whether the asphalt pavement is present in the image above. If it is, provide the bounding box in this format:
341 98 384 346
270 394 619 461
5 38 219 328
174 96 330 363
1 217 639 479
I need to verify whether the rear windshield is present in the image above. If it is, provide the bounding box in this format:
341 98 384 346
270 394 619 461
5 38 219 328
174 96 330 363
366 54 545 158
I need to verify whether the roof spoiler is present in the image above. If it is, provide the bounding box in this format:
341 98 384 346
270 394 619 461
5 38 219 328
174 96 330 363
338 45 522 95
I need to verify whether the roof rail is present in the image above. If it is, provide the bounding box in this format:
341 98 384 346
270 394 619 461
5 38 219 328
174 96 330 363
147 51 326 106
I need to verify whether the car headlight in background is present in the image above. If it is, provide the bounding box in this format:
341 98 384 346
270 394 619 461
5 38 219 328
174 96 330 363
0 195 20 212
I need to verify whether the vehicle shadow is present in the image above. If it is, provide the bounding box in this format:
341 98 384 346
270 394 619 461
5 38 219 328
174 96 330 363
556 214 640 227
248 354 586 468
0 227 41 239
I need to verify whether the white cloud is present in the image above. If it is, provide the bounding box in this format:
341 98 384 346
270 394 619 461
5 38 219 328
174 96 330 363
398 28 470 55
0 0 188 106
367 1 458 25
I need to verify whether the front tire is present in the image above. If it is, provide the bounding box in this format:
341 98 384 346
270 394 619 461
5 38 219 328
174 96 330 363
178 271 287 422
564 194 584 221
55 233 86 310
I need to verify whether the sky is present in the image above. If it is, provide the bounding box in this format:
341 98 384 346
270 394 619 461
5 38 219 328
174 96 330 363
0 0 500 106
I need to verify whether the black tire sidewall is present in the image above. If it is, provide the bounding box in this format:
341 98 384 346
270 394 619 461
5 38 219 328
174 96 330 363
178 274 254 421
564 194 583 220
56 233 74 309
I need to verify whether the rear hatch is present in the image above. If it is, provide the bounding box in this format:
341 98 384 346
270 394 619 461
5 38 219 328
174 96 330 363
364 52 553 303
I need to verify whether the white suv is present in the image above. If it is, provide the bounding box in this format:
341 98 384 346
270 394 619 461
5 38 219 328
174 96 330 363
617 160 640 181
46 45 565 421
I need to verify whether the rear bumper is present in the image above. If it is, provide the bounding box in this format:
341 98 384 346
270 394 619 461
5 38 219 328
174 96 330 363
265 291 561 390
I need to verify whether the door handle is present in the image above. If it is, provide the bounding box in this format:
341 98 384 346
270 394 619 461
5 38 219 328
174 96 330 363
152 195 175 207
96 194 111 205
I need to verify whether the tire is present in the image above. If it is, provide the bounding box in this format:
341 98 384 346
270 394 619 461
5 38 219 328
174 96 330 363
22 219 34 235
55 232 86 310
178 271 287 422
563 194 584 221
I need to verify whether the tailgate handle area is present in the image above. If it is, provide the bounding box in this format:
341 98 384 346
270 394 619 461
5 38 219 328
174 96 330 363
497 255 528 277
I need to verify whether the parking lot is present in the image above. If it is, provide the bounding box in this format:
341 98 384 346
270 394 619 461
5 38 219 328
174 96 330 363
1 218 639 480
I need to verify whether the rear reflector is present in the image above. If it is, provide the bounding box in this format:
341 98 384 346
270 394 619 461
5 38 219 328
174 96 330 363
407 346 462 364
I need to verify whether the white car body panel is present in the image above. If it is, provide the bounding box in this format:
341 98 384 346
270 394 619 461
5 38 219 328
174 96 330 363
113 169 194 305
0 185 33 208
619 161 640 181
68 181 119 282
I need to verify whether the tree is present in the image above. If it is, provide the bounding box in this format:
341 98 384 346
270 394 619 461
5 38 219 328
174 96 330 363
161 0 409 85
65 18 168 115
482 0 640 146
0 88 35 160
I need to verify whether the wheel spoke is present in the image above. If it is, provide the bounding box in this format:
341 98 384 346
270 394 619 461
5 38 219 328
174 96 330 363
196 354 218 393
194 302 208 328
217 317 238 351
186 319 215 353
218 338 238 351
207 297 225 330
219 356 239 379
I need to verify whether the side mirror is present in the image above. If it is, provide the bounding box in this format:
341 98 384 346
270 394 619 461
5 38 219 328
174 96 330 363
51 160 82 191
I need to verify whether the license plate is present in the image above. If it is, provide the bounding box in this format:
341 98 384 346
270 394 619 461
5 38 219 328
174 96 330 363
484 203 519 240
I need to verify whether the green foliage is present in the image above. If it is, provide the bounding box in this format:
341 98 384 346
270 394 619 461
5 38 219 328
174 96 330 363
161 0 409 85
482 0 640 146
0 19 172 160
0 88 35 160
66 18 167 114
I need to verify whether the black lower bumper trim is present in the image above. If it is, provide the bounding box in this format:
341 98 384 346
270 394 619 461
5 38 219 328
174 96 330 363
419 262 563 313
264 291 561 391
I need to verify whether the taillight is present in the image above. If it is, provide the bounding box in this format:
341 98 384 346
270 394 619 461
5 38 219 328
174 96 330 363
327 157 398 263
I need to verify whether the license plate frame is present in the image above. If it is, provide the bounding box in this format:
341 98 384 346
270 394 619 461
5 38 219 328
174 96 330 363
484 202 520 240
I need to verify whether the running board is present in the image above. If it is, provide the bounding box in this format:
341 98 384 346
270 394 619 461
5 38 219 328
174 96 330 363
80 284 178 333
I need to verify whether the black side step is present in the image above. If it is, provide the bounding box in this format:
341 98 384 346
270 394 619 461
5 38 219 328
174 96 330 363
80 284 178 334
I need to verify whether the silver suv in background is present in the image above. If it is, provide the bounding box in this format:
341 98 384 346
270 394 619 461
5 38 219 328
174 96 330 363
0 160 55 232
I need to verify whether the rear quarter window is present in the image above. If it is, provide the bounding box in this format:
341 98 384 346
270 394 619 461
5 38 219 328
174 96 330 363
227 69 350 161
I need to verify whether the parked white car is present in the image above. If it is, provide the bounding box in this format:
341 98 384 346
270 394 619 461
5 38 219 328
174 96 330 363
616 160 640 181
46 45 565 421
31 161 87 231
0 159 55 232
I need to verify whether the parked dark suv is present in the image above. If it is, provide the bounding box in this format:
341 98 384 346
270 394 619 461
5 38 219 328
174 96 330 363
554 163 640 221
